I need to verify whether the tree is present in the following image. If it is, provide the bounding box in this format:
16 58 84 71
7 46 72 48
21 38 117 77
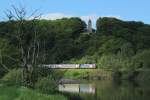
5 6 41 86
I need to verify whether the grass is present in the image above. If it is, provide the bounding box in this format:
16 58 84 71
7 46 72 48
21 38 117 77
0 82 67 100
61 69 113 80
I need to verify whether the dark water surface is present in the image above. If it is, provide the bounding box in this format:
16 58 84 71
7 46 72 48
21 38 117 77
58 80 150 100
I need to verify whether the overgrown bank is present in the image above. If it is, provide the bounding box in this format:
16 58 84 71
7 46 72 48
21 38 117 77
54 69 150 81
0 68 150 100
0 82 67 100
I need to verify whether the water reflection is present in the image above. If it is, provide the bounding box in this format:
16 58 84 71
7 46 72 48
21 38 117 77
59 84 95 94
58 80 150 100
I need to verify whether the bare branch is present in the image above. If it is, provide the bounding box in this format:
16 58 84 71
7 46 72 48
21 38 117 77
4 9 14 20
12 5 26 20
28 8 41 19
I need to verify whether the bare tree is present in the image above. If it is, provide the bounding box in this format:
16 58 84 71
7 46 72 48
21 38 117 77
5 5 41 86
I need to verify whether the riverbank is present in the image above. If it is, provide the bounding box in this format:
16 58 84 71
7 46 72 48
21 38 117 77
51 69 150 81
0 81 67 100
53 69 113 80
1 68 150 100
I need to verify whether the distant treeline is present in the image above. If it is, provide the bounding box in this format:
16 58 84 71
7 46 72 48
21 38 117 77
0 17 150 77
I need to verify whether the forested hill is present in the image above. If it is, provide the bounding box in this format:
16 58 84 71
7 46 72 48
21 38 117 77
0 17 150 72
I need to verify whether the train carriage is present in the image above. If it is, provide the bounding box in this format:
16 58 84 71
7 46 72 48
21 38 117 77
42 64 96 69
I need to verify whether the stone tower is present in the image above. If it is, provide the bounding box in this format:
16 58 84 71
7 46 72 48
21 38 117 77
87 19 92 33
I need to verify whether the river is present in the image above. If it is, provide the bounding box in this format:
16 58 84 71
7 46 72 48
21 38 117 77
58 80 150 100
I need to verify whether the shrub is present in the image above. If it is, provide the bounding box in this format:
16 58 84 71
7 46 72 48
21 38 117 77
97 54 121 69
121 70 139 80
16 87 67 100
2 69 22 85
35 75 57 94
112 70 122 80
135 70 150 81
133 49 150 69
0 68 7 78
67 55 96 64
0 85 67 100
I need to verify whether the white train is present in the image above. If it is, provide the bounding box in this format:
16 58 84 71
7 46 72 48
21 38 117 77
42 64 96 69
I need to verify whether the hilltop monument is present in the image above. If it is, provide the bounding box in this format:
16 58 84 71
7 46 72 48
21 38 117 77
82 19 95 34
87 19 93 33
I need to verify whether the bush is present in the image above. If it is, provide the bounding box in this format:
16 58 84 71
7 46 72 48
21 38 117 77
121 70 139 80
0 68 7 78
97 54 123 69
35 75 57 94
0 85 67 100
133 49 150 69
112 70 122 80
16 87 67 100
67 55 96 64
64 69 90 79
135 70 150 81
2 69 22 85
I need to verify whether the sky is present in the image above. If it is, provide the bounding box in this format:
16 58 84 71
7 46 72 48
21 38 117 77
0 0 150 28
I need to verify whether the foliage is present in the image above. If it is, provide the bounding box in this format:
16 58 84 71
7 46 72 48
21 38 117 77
35 75 57 94
63 69 113 80
67 55 96 64
2 69 22 85
63 69 90 79
0 38 19 77
17 87 67 100
133 49 150 69
0 84 67 100
0 16 150 80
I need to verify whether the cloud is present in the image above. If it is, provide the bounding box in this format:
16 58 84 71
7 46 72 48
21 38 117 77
40 13 99 27
40 13 121 28
40 13 120 22
40 13 73 20
80 14 99 22
101 15 121 19
40 13 99 21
